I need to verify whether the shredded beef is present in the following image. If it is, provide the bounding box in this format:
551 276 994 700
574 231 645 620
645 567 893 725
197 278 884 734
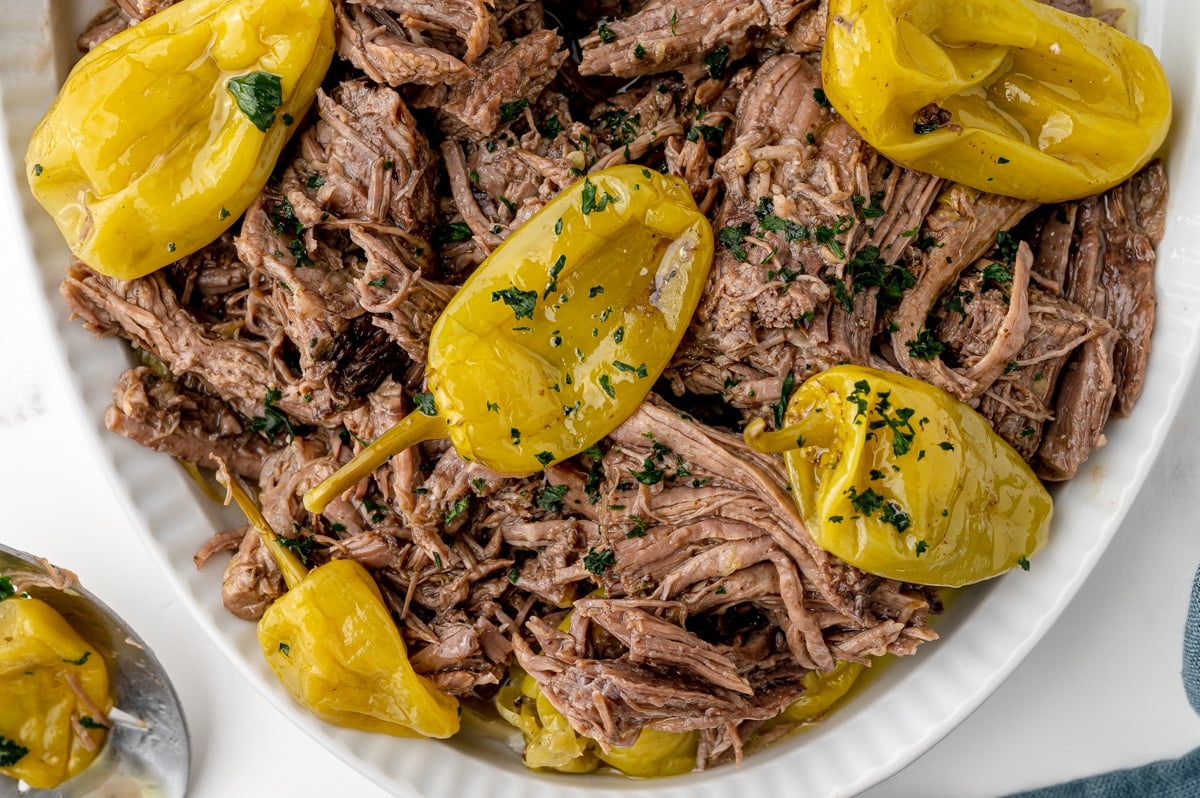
68 0 1168 775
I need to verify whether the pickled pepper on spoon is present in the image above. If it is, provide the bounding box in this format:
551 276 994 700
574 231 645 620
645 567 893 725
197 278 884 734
304 165 714 514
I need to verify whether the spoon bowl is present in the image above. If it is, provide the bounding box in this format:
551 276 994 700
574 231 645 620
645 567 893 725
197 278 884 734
0 543 189 797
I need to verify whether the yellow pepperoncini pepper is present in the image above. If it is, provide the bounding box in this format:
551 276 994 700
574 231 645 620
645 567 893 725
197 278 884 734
821 0 1171 203
494 668 698 777
221 473 460 739
25 0 335 279
771 660 864 727
0 592 112 789
745 365 1051 587
305 165 714 513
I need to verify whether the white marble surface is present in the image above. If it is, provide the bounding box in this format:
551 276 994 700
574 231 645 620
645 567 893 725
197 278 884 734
2 112 1200 798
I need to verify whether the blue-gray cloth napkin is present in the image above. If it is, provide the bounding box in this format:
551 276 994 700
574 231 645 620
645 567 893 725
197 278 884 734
1005 566 1200 797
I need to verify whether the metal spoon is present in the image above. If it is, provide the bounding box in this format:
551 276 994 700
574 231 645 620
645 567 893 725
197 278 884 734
0 543 189 798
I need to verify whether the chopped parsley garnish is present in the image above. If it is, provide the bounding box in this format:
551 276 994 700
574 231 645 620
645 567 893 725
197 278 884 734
444 496 469 525
79 716 107 729
814 221 847 259
717 222 752 261
491 286 537 320
32 163 43 177
306 174 324 190
581 177 617 214
583 547 616 575
852 191 887 219
0 576 13 602
994 229 1020 263
704 45 730 79
847 244 916 308
554 217 564 236
278 642 291 657
613 360 648 378
0 735 29 767
486 400 500 412
434 222 473 244
770 370 796 429
599 374 617 398
598 21 617 43
589 285 606 298
631 455 665 485
366 276 386 288
544 253 567 298
362 495 387 523
981 261 1013 287
508 568 520 583
499 98 529 123
535 451 555 466
812 88 832 108
413 392 437 416
670 9 679 33
687 123 726 144
276 535 317 565
848 379 872 419
219 207 231 220
287 237 313 267
914 540 928 557
227 71 283 132
846 485 885 515
471 478 487 493
583 444 606 502
756 197 809 242
633 43 646 59
510 427 522 445
942 288 974 320
937 441 955 451
824 275 855 312
613 325 625 343
626 515 647 538
867 390 918 457
536 484 570 513
249 387 294 443
1018 555 1031 571
63 651 91 666
906 329 946 360
880 502 912 532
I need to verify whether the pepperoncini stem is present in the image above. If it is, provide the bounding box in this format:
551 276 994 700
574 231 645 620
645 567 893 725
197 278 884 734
303 410 446 515
220 468 307 590
744 417 810 454
744 414 840 468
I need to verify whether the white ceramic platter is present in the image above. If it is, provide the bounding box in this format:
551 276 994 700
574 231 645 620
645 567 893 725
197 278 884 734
2 1 1197 795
